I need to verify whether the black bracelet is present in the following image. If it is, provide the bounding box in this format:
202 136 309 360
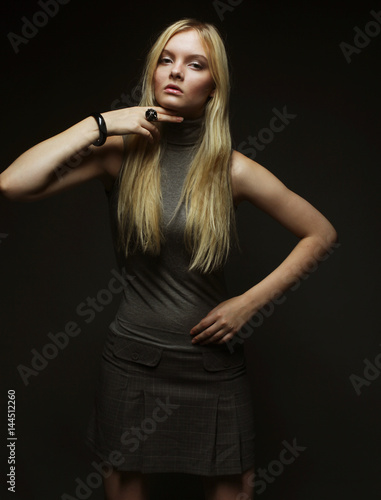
90 112 107 146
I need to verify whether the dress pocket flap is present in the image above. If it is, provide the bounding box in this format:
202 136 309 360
202 346 246 372
113 337 163 367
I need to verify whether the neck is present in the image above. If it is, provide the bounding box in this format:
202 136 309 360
162 114 205 147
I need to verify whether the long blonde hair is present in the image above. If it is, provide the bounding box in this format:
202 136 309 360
115 18 240 274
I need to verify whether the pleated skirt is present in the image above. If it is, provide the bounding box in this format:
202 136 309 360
85 327 256 476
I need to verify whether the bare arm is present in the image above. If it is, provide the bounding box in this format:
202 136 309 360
0 117 105 201
0 107 184 202
231 149 338 314
188 150 339 346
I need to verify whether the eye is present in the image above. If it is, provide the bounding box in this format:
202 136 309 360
160 57 172 64
190 62 203 69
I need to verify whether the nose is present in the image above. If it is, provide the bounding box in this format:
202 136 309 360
170 65 183 80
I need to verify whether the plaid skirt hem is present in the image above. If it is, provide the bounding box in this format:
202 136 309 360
85 328 256 476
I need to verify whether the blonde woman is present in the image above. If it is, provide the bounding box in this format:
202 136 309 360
1 18 337 500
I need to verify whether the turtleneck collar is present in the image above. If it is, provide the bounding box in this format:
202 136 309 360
162 114 205 147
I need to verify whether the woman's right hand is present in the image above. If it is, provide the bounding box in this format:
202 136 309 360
0 106 185 202
102 106 184 143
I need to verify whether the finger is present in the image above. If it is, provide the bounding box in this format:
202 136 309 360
151 106 183 116
152 112 184 123
198 332 224 345
190 315 215 335
158 113 184 123
138 126 156 143
145 107 184 122
192 325 218 343
216 334 231 345
143 122 160 140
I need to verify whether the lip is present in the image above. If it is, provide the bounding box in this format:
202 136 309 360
164 84 183 94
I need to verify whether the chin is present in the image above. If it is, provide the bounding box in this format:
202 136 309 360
157 99 181 113
155 92 182 109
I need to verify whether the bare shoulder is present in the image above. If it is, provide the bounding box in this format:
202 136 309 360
230 150 246 207
230 149 337 241
230 149 289 209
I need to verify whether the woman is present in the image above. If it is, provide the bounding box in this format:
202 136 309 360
1 18 337 500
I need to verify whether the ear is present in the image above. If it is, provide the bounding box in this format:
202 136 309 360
209 88 216 98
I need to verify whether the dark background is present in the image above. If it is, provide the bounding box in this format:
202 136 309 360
1 0 380 499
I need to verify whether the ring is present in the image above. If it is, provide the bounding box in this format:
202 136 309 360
145 108 158 122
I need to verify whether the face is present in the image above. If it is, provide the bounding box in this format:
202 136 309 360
153 29 216 119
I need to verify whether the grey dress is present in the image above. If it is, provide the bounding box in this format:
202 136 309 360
85 115 256 476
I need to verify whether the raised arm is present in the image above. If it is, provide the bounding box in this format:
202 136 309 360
0 107 184 202
0 116 117 201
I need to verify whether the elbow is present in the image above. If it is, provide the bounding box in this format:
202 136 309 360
317 223 339 253
329 227 339 245
302 221 339 253
0 174 10 199
0 173 38 202
325 222 339 247
0 175 17 201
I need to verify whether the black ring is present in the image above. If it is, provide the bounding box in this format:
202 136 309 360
145 108 158 122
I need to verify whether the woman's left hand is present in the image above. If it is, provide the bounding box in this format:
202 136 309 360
189 295 254 345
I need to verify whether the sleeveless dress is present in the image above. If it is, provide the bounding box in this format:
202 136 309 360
85 115 256 476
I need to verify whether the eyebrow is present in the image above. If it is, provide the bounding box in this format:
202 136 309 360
161 49 209 64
